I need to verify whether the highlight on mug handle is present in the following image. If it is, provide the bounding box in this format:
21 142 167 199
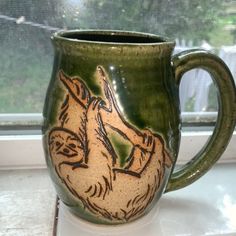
165 49 236 193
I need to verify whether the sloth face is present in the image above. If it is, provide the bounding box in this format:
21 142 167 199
48 128 84 163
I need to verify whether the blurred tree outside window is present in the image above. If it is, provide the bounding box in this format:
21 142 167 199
0 0 236 113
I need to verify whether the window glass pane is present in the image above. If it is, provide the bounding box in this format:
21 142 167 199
0 0 235 115
178 69 218 113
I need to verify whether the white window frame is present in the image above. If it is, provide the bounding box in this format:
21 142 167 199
0 113 235 170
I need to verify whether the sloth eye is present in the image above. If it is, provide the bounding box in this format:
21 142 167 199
56 141 61 146
63 148 70 154
68 143 76 148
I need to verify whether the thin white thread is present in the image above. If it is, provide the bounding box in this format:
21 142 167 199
0 14 62 31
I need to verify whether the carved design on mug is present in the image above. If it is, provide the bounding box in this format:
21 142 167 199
48 66 172 222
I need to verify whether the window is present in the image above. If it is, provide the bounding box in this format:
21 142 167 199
0 0 235 168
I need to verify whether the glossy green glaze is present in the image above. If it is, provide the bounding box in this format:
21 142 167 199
165 49 236 192
42 30 236 225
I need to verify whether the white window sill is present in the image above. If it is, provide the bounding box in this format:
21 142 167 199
0 131 235 170
0 130 235 236
0 169 56 236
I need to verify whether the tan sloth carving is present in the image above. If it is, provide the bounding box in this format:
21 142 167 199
48 66 172 222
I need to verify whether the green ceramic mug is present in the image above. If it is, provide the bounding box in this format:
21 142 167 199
43 30 236 225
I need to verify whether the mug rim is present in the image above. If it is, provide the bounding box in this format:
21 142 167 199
52 29 175 47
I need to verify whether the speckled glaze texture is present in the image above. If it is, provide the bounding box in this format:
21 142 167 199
42 30 236 225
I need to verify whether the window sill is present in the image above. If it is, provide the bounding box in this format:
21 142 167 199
0 131 235 170
0 169 56 235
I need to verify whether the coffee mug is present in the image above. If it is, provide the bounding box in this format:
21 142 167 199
42 30 236 225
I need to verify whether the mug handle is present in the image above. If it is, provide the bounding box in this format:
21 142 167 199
165 49 236 192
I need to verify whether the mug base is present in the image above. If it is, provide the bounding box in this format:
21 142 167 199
57 199 160 234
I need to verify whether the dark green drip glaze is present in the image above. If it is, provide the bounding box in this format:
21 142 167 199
109 134 132 167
